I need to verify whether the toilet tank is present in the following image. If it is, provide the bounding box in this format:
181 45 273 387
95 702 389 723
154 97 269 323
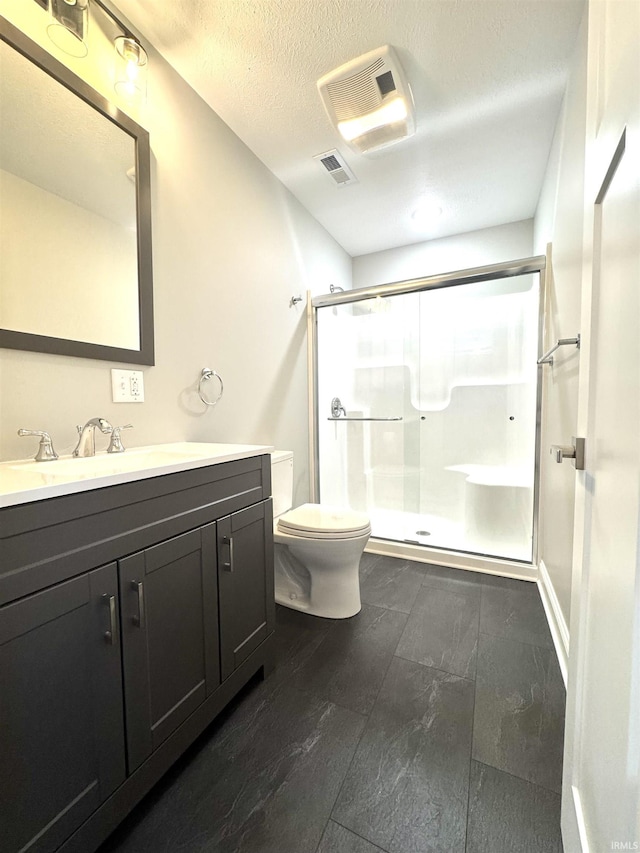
271 450 294 519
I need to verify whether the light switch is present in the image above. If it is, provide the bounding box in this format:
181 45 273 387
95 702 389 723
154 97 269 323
111 369 145 403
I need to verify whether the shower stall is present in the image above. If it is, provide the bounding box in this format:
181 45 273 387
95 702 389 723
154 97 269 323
309 257 545 565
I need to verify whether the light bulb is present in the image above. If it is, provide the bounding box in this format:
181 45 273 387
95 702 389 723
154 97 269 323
114 36 148 98
337 98 408 143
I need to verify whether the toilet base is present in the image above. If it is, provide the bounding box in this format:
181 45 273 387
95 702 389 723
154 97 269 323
273 540 364 619
274 588 361 619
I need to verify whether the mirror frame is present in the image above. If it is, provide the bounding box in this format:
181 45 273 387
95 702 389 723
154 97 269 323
0 17 154 365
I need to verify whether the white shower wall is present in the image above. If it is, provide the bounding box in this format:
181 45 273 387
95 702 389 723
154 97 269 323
317 272 539 562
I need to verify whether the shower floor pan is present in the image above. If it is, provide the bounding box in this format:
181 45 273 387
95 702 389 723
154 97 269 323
367 508 532 563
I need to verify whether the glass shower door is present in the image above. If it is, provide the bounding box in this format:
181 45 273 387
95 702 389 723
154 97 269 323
317 293 416 523
316 271 540 562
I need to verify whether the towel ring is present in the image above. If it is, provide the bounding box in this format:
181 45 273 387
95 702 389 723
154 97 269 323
198 368 224 406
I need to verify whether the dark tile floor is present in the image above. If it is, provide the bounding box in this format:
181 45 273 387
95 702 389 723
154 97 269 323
100 553 566 853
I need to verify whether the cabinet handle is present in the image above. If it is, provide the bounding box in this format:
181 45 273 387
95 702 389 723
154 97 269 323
131 580 146 628
102 593 117 645
223 535 234 572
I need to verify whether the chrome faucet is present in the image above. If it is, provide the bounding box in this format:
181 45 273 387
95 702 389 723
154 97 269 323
107 424 133 454
17 429 59 461
73 417 113 457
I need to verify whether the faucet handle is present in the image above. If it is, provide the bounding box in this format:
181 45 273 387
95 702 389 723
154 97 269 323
107 424 133 454
18 429 58 462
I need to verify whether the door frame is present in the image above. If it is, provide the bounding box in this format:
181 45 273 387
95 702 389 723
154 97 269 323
562 0 640 847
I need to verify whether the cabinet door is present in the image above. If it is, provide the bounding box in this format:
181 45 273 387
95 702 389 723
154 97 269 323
218 499 275 681
120 523 219 772
0 564 124 853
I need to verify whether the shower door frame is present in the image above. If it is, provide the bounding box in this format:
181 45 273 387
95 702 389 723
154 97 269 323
308 255 547 573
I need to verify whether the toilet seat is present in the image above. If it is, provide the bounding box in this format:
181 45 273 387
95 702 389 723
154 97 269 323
277 503 371 540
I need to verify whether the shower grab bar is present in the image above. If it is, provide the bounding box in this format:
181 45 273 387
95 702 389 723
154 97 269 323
537 334 580 365
327 416 403 422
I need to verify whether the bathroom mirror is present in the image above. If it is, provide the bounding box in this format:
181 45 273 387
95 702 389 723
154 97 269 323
0 18 154 364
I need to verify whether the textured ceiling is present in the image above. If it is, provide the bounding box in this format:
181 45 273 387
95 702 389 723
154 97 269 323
114 0 585 256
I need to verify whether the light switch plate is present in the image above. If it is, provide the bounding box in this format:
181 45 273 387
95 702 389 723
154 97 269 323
111 369 145 403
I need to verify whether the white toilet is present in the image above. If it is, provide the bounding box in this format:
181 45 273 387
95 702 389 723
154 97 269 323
271 451 371 619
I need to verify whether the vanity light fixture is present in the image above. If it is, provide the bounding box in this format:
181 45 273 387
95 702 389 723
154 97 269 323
91 0 148 97
114 35 148 98
43 0 148 97
47 0 89 58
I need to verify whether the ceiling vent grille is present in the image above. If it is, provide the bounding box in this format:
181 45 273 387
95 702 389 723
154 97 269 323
313 149 358 187
325 58 386 121
317 45 415 156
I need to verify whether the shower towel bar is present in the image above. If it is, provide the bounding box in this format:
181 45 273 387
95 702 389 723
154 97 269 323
537 334 580 365
327 416 403 421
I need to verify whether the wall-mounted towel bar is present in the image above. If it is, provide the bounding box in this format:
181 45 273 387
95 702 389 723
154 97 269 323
537 334 581 365
327 416 404 422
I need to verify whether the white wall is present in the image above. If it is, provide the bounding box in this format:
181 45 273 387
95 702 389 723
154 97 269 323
534 10 588 633
352 219 534 289
0 3 351 506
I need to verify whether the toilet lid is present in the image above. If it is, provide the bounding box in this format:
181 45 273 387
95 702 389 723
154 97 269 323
277 503 371 537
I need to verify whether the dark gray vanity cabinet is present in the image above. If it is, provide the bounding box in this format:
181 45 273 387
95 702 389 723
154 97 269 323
0 563 125 853
119 524 221 772
0 454 275 853
218 500 275 680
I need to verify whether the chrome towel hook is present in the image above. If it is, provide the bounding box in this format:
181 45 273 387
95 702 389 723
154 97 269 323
198 368 224 406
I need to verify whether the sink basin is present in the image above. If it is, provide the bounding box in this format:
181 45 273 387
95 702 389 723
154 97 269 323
0 442 274 507
22 445 211 478
9 443 257 477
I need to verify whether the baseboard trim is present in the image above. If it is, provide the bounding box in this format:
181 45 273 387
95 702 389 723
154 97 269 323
537 559 570 687
560 784 590 853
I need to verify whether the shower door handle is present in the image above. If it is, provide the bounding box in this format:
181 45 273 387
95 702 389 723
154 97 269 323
330 397 347 418
551 437 585 470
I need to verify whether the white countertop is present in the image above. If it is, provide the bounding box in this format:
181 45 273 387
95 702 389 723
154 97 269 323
0 442 274 508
